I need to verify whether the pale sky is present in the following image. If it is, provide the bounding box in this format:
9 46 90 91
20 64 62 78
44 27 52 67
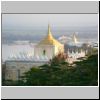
2 14 98 30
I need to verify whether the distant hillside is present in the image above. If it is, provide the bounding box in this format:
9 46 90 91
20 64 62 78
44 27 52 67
2 26 98 44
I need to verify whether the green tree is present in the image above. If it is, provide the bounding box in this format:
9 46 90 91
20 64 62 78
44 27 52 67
17 53 98 86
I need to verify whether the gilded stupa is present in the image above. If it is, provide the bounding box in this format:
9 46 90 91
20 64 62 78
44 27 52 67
34 24 64 60
38 24 63 47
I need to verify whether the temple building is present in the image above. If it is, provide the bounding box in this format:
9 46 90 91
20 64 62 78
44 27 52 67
4 25 65 81
34 24 64 61
4 25 87 81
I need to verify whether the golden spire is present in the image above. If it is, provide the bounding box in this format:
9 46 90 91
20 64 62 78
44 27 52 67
47 24 53 40
48 24 51 34
37 24 63 46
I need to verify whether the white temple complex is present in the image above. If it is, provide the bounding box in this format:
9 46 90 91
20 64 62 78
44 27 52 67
5 25 86 81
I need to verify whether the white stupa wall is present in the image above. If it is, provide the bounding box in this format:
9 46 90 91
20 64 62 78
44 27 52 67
67 49 86 60
34 45 55 60
54 44 64 55
5 60 48 81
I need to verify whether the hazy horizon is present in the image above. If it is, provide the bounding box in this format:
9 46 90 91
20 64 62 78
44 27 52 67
2 14 98 44
2 14 98 29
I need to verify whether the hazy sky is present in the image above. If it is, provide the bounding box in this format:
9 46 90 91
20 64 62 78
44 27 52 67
2 14 98 30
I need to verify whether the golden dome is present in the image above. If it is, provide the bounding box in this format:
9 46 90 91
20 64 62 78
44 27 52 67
38 24 63 47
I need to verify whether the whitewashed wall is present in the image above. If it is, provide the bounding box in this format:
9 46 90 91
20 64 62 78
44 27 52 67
5 61 47 81
34 45 55 60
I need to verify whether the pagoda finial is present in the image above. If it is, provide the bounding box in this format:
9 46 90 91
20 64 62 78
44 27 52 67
48 24 51 34
47 24 53 39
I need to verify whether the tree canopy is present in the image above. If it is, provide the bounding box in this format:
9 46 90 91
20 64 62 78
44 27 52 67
19 53 98 86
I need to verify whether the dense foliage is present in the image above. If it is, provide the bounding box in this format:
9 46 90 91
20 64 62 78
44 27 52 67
19 53 98 86
3 51 98 86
